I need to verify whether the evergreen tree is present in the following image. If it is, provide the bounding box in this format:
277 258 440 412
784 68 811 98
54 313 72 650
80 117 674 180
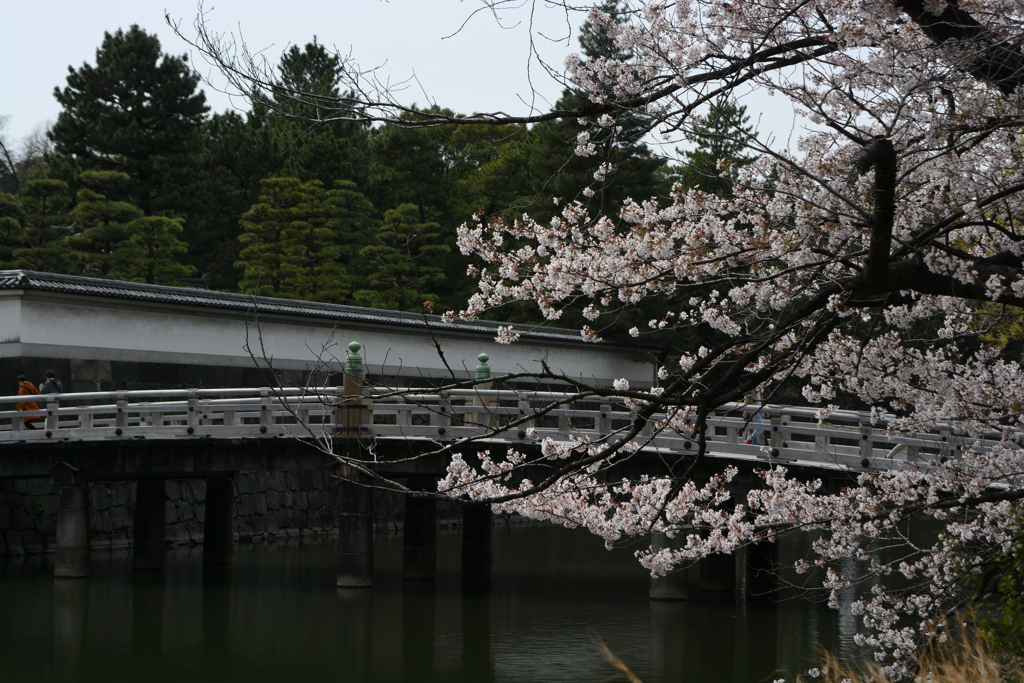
448 123 536 222
367 111 453 226
269 40 372 189
114 216 192 285
354 203 449 311
0 192 24 267
191 111 287 290
236 178 303 296
322 179 378 285
277 180 349 302
66 171 143 278
438 122 539 306
525 2 666 224
0 121 19 196
673 96 757 196
236 177 374 301
15 179 72 272
48 26 209 217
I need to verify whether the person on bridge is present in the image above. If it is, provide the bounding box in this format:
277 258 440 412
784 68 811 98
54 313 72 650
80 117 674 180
16 375 43 429
743 389 769 445
39 370 62 394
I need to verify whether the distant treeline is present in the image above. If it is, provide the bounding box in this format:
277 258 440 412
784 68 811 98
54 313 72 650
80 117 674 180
0 5 753 327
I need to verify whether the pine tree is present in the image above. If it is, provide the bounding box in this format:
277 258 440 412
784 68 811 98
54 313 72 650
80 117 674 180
190 110 287 290
269 40 372 189
673 96 757 197
236 178 305 296
322 179 378 290
448 123 536 222
15 179 73 272
277 180 349 302
66 171 143 278
0 192 24 267
525 1 666 224
367 110 453 227
354 203 449 311
114 216 192 285
48 26 209 217
236 177 374 301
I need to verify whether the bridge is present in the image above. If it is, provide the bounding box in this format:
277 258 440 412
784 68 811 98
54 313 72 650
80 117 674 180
0 342 979 591
0 271 986 596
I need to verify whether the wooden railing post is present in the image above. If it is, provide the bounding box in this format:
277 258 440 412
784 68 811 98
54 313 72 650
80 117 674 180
339 341 366 438
557 406 570 435
726 408 739 444
336 343 372 587
777 409 791 451
939 426 954 463
471 353 497 431
815 416 830 455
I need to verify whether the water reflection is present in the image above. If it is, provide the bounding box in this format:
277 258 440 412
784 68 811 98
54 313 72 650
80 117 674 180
54 578 89 680
0 525 851 683
462 579 494 683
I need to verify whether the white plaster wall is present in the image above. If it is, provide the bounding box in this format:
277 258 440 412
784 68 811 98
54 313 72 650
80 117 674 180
0 295 23 345
10 292 654 385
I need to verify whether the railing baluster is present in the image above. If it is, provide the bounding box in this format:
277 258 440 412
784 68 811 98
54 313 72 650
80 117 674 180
45 399 59 432
260 390 272 429
769 412 783 452
599 403 612 436
777 409 791 453
437 391 452 435
859 423 873 467
815 418 829 455
115 394 127 430
187 390 199 429
521 394 534 435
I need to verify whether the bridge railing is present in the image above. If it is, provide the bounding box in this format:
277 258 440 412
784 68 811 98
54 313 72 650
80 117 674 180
0 386 998 474
0 387 346 440
364 387 984 472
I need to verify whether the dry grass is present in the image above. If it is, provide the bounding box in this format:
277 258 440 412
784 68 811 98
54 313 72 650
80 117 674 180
596 629 1023 682
595 639 644 683
821 632 1020 683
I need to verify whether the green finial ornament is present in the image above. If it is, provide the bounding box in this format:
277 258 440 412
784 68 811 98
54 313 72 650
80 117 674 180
476 353 490 379
345 341 363 374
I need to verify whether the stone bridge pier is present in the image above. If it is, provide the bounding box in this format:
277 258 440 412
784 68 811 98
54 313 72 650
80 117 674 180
334 347 495 589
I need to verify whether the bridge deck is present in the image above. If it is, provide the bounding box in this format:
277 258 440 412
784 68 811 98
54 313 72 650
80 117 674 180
0 387 984 478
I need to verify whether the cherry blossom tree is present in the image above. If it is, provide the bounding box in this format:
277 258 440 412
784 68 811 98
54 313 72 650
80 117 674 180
178 0 1024 674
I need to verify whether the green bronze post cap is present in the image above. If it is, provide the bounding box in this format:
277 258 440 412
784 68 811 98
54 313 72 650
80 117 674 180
345 341 363 373
476 353 490 379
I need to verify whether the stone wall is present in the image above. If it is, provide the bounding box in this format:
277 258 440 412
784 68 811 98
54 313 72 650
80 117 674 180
0 472 449 556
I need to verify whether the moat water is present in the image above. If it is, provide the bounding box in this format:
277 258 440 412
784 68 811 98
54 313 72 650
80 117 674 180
0 524 858 682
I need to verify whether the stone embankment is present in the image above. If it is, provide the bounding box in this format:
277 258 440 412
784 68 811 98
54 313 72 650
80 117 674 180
0 472 461 556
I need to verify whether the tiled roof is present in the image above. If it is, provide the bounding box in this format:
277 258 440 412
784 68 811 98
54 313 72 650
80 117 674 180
0 270 613 346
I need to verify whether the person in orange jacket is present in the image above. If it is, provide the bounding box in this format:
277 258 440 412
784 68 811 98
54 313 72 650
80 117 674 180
17 375 43 429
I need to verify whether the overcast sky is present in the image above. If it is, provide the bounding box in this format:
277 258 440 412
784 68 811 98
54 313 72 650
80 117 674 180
1 1 799 154
2 1 585 138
